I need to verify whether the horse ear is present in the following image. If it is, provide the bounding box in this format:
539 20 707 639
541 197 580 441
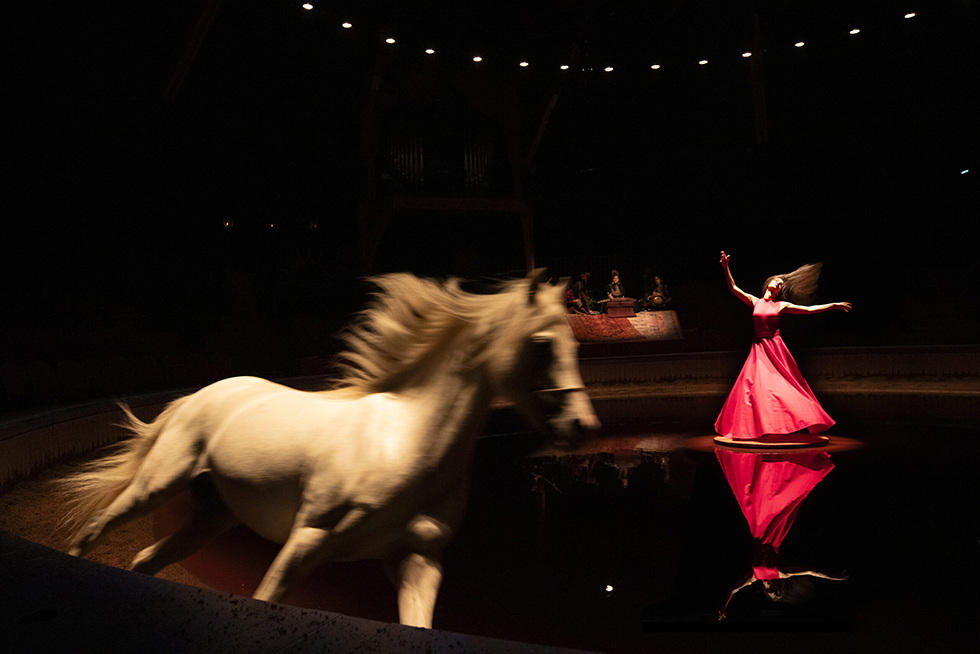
527 268 549 304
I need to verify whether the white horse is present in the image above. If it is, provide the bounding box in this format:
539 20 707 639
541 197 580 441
62 269 599 628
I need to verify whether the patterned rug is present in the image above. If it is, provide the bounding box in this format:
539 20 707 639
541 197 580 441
566 315 643 342
566 311 683 343
629 311 683 340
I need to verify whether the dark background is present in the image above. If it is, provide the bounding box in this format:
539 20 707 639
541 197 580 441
2 1 977 409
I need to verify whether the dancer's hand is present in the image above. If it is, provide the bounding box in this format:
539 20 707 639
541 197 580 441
720 251 730 268
834 302 852 312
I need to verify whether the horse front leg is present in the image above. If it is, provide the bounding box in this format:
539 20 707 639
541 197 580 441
253 525 331 603
396 552 443 629
393 513 453 628
253 506 367 603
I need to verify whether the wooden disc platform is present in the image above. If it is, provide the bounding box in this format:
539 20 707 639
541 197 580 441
713 435 830 449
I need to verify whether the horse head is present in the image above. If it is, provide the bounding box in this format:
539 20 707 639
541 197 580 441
492 269 601 444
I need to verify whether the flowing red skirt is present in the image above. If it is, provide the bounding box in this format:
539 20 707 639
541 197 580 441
714 333 834 440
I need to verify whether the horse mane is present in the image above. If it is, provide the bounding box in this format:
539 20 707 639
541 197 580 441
331 273 564 397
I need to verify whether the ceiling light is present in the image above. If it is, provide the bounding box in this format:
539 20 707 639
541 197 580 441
473 56 483 62
342 22 352 29
385 37 396 44
302 3 313 10
742 52 752 58
519 61 529 67
425 49 435 55
604 66 613 72
905 13 916 19
849 28 860 35
698 60 708 65
795 41 805 47
651 64 661 69
560 64 569 70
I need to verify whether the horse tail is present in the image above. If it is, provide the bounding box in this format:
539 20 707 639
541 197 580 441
59 397 191 536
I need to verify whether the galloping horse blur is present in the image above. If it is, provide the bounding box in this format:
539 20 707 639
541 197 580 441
62 269 599 628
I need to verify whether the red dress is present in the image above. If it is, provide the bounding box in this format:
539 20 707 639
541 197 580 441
714 298 834 440
716 449 835 580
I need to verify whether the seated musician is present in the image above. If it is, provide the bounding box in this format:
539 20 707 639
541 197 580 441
607 271 625 301
573 280 593 312
565 285 588 314
644 275 671 310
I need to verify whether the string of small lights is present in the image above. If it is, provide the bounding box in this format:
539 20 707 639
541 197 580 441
290 4 923 75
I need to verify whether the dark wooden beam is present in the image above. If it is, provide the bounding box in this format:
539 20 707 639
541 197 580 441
164 0 223 101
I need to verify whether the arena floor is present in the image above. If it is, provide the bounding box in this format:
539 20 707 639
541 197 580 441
2 374 977 653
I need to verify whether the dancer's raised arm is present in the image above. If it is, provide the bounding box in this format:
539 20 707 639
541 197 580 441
781 301 852 314
720 251 756 307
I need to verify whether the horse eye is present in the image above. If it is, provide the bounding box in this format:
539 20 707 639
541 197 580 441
529 335 553 359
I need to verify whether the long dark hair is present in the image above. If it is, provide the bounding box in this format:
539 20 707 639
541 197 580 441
763 262 822 304
762 576 816 604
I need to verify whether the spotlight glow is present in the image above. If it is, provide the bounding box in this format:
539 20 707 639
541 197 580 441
560 64 569 70
519 61 529 67
742 52 752 58
473 56 483 62
795 41 805 47
905 13 916 19
651 64 661 69
604 66 614 72
302 3 313 10
849 28 860 35
342 22 352 29
385 37 396 44
605 585 614 592
698 59 708 65
425 49 435 55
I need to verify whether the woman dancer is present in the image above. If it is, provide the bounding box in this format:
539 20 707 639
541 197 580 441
715 251 851 442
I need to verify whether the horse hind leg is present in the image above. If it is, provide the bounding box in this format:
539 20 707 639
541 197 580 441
68 428 205 558
130 474 239 576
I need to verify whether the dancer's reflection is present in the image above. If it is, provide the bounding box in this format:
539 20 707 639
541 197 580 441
715 447 848 619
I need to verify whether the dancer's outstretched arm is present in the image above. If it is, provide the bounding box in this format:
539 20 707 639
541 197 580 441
719 571 757 620
720 251 756 307
782 302 852 314
779 566 850 581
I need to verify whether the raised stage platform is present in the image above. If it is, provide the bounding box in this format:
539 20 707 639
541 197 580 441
566 310 683 344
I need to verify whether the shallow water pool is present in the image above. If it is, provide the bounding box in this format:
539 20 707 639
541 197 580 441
158 420 978 653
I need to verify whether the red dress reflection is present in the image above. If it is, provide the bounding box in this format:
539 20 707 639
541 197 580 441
716 448 846 618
